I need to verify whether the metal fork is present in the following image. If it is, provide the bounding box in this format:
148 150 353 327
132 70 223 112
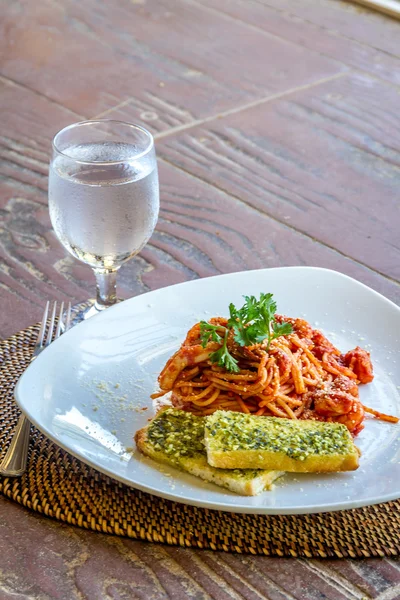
0 301 72 477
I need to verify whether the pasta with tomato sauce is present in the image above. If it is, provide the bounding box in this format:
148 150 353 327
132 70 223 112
151 315 398 435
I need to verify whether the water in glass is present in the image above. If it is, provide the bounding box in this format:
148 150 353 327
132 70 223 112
49 141 159 271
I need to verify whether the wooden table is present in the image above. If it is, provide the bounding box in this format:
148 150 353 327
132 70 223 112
1 1 400 598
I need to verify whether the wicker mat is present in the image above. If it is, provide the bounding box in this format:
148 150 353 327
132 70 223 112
0 325 399 558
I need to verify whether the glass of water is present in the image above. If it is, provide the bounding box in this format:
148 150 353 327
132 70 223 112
49 120 159 321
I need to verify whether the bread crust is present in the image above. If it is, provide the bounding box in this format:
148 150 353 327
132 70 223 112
206 448 359 472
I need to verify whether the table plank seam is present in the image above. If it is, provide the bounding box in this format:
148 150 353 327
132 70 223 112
158 156 400 289
83 73 348 143
188 0 400 95
191 0 400 62
150 73 347 143
90 97 136 121
262 0 400 60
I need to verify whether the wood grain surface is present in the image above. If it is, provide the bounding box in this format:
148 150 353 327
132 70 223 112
1 0 400 598
198 0 400 87
158 72 400 280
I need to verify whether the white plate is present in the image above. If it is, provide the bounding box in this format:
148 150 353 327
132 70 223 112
15 267 400 514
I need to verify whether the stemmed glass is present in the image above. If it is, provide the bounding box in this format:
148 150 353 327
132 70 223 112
48 120 159 321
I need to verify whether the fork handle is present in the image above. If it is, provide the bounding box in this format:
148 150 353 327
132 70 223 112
0 414 31 477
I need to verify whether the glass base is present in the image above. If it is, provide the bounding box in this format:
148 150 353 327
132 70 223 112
64 298 122 327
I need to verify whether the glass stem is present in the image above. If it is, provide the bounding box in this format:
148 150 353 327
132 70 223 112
94 268 118 310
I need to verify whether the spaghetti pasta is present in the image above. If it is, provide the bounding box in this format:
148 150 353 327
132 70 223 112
151 315 398 435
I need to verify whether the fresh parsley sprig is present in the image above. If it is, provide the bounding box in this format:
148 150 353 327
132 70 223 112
208 329 240 373
199 322 240 373
199 293 293 372
199 321 224 346
230 293 293 350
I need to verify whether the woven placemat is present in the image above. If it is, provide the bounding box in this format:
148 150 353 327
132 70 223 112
0 325 399 558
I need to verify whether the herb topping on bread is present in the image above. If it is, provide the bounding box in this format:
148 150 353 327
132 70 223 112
205 410 360 472
135 408 283 495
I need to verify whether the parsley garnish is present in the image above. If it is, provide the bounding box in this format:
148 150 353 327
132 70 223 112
199 321 224 346
199 293 293 372
209 329 240 373
199 322 240 373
